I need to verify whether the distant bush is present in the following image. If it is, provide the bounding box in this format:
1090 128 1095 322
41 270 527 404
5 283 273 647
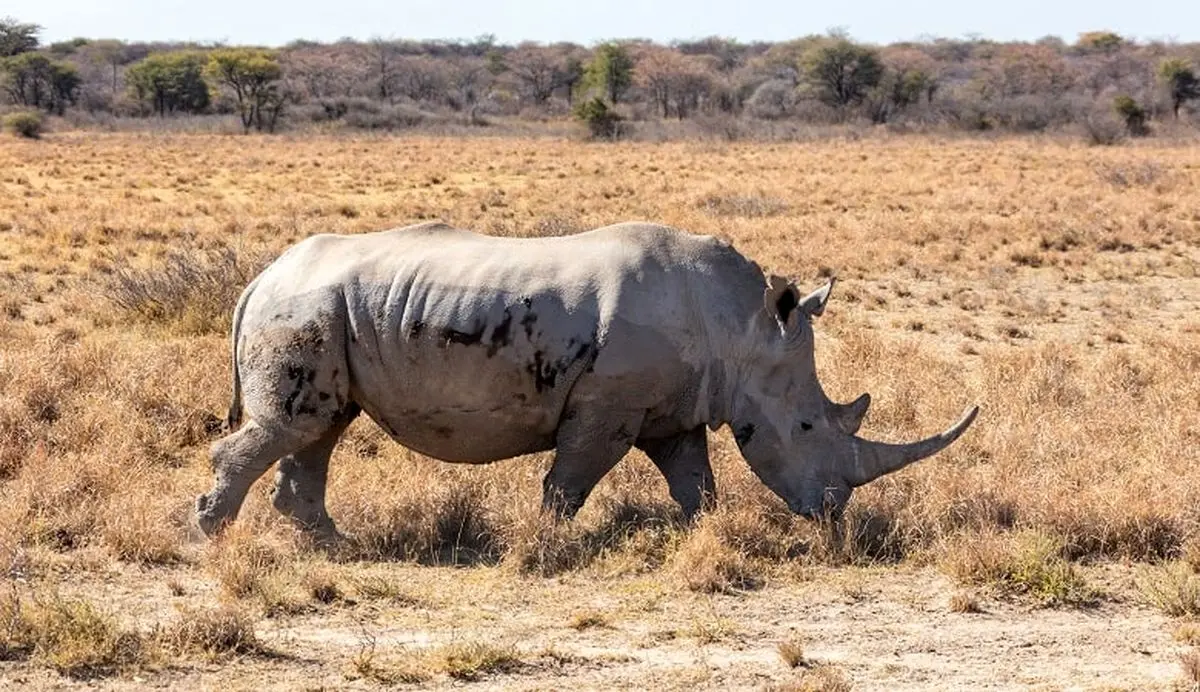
573 97 622 139
1113 95 1149 136
1084 108 1126 146
3 110 43 138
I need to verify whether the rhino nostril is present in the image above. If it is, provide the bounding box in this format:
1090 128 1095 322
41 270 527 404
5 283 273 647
800 421 813 431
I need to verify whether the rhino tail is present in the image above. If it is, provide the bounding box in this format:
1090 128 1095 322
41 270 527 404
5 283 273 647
224 275 261 432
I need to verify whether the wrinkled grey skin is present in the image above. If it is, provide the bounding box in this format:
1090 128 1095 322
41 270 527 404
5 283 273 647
195 221 978 541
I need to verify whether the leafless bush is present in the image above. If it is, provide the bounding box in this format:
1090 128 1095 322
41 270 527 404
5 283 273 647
98 245 272 335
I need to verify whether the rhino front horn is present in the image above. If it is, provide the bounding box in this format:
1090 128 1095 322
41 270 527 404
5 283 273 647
845 405 979 487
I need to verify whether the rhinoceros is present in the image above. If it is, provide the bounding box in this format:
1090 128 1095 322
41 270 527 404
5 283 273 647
195 221 977 540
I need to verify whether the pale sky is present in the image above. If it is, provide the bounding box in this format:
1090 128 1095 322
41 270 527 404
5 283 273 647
21 0 1200 47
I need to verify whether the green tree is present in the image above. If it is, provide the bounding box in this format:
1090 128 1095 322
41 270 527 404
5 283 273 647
0 17 39 57
205 48 285 133
1158 58 1199 120
802 38 884 108
1 52 80 114
583 42 634 104
126 52 210 116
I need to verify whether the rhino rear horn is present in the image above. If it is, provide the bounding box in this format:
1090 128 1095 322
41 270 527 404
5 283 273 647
845 406 979 487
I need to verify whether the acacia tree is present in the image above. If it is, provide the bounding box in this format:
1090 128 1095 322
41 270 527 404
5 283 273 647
802 38 884 108
0 17 39 57
206 48 285 132
1 52 80 114
126 52 209 116
1159 58 1199 119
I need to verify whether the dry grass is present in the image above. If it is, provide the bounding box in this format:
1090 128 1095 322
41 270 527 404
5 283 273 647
0 132 1198 685
350 639 522 684
940 530 1099 607
0 589 149 679
1141 562 1200 618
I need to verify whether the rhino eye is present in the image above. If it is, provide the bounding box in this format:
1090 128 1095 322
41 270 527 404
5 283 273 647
799 421 813 431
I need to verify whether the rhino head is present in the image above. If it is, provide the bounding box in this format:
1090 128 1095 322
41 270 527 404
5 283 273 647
731 276 978 520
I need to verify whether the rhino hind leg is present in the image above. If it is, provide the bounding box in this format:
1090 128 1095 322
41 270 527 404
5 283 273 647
196 420 324 537
270 406 359 543
542 407 645 519
637 427 715 521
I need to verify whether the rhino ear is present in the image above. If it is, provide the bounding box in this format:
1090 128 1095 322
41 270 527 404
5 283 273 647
763 275 801 327
798 278 835 318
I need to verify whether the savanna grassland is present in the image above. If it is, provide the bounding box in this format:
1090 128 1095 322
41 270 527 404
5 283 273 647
1 130 1199 690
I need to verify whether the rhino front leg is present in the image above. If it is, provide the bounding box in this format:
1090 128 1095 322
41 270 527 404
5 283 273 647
542 407 644 519
196 421 318 537
271 408 357 543
637 426 715 521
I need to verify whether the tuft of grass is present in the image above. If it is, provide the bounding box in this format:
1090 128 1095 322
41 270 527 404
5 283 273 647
949 591 983 613
348 574 420 605
568 610 610 631
303 566 345 605
772 663 853 692
777 636 807 668
1174 622 1200 645
668 521 762 594
438 641 523 680
159 604 260 658
1140 562 1200 617
205 527 288 600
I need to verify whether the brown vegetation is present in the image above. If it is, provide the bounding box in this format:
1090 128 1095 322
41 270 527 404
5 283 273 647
0 132 1197 688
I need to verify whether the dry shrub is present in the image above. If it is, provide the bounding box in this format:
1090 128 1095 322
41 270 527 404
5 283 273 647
2 591 149 678
1180 649 1200 689
940 530 1097 607
1140 562 1200 618
160 604 260 658
668 520 762 593
98 245 271 335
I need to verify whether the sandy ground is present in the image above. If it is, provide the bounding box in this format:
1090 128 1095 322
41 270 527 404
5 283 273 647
1 556 1189 691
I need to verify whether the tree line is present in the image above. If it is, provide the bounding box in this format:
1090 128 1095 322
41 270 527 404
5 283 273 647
2 16 1199 138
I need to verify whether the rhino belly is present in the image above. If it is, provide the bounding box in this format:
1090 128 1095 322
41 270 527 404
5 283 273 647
350 347 570 464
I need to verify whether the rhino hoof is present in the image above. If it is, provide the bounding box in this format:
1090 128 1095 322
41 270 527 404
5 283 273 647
194 494 227 538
